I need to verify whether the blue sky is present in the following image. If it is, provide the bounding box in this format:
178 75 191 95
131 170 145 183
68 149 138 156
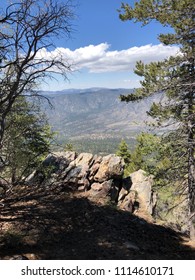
45 0 178 91
2 0 179 90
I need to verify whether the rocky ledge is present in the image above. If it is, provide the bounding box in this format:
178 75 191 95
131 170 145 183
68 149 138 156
1 152 195 260
27 151 157 220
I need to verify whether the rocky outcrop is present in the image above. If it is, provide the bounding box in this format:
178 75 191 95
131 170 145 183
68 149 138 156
27 151 124 191
94 154 124 182
118 170 157 221
27 152 156 218
130 169 157 215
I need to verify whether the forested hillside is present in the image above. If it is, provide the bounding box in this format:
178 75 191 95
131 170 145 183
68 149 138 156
40 88 160 153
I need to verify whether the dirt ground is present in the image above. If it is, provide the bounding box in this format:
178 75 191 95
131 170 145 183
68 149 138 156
0 184 195 260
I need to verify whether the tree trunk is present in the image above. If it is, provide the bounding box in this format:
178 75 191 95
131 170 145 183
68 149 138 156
0 117 5 149
188 166 195 240
188 90 195 240
188 155 195 240
0 117 5 171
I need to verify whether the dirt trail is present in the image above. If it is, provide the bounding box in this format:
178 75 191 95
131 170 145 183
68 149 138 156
0 184 195 260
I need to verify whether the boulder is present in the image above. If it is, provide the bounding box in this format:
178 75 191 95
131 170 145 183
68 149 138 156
78 178 90 190
94 154 124 182
26 151 77 185
119 190 137 213
130 169 155 215
74 153 94 167
43 151 77 173
91 183 103 192
109 179 121 202
63 151 77 162
62 153 94 188
100 180 113 196
63 166 82 185
89 179 121 202
89 180 112 198
118 177 132 201
89 155 102 181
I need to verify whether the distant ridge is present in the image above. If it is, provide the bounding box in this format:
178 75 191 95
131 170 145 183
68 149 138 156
41 87 132 96
40 88 157 145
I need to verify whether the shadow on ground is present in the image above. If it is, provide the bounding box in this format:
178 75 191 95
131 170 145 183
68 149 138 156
0 184 195 260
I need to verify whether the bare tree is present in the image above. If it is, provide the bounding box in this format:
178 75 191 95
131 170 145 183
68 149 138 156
0 0 75 167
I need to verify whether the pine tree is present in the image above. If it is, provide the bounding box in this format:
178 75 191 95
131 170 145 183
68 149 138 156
2 97 53 184
116 139 131 165
129 133 160 172
64 143 74 152
119 0 195 239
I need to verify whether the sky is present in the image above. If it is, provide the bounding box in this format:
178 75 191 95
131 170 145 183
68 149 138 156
3 0 180 90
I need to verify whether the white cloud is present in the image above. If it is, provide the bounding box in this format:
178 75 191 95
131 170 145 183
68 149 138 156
36 43 179 73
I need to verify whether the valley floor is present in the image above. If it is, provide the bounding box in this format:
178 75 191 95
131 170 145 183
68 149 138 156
0 184 195 260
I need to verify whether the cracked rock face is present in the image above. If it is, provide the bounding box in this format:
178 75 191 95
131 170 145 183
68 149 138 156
27 152 124 187
130 169 156 215
94 154 124 182
26 153 156 218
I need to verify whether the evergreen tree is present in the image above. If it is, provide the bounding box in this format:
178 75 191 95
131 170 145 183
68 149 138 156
2 97 53 184
64 143 74 152
127 132 160 174
119 0 195 238
116 139 131 164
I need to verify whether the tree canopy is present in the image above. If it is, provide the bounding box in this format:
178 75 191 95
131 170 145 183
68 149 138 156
116 139 131 165
2 96 53 184
119 0 195 239
0 0 75 168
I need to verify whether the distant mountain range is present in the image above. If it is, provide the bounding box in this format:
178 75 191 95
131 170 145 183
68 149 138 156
40 88 157 144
